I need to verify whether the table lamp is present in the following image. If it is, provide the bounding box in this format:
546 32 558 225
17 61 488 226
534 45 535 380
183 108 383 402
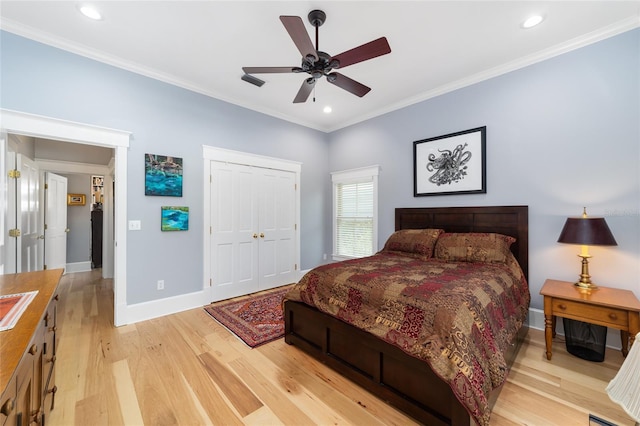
557 207 617 289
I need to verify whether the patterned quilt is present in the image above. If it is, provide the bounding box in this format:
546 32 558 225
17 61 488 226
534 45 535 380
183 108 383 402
285 252 530 426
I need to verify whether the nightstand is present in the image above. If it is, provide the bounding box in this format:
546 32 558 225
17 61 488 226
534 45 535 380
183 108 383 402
540 279 640 360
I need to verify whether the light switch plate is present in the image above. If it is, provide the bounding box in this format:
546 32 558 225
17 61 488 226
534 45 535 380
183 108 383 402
128 220 141 231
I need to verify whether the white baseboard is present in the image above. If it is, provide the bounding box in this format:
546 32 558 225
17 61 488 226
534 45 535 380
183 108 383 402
65 261 92 273
119 290 209 326
528 307 622 350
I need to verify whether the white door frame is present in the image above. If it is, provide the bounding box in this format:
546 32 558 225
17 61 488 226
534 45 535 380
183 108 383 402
0 109 130 326
202 145 301 302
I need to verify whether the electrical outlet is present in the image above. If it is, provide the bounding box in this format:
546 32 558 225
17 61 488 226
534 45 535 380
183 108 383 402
157 280 164 290
323 253 327 260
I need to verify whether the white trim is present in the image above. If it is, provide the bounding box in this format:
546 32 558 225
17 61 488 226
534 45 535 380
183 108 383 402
331 165 380 259
0 109 130 326
35 158 111 175
202 145 302 302
3 17 637 134
202 145 302 172
124 289 209 325
65 261 92 274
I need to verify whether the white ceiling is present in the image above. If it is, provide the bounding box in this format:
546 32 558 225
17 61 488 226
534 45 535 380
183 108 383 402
1 1 639 133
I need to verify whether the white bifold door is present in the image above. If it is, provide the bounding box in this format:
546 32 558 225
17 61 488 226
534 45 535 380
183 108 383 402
210 161 297 301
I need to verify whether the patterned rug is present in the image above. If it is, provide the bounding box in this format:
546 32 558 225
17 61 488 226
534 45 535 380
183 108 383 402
204 285 293 348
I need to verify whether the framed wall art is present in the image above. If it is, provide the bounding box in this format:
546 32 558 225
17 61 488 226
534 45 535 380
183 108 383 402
67 193 86 206
413 126 486 197
145 153 183 197
161 206 189 231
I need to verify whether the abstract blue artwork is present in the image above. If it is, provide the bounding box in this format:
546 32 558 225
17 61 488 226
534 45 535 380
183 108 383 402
161 206 189 231
145 153 183 197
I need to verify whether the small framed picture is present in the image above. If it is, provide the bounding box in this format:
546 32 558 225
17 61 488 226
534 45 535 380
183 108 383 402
413 126 486 197
161 206 189 231
67 193 86 206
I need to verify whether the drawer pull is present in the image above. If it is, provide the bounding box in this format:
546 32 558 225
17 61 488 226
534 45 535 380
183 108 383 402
609 313 618 320
54 294 59 301
48 355 57 364
0 398 14 416
558 304 567 310
49 326 57 333
28 344 37 355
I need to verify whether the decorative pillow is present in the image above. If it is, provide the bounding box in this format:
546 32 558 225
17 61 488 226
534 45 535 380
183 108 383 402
381 228 444 260
434 232 516 263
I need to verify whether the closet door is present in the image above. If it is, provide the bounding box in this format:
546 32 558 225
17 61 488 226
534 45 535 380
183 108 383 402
258 168 296 290
210 161 259 300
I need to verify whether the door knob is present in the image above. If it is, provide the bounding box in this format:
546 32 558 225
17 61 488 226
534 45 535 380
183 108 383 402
252 233 258 239
260 233 265 238
65 228 70 233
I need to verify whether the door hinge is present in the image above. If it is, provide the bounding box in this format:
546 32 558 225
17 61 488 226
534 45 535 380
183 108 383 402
294 183 297 190
8 169 20 179
8 228 21 238
45 183 48 190
44 264 47 270
44 224 48 230
294 224 297 231
295 263 298 271
209 278 212 287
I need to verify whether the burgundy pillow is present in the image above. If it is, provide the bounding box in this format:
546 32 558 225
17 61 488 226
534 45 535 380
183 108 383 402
381 229 444 260
434 232 516 263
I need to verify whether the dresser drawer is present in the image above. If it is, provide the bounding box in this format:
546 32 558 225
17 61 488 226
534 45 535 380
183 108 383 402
553 299 628 327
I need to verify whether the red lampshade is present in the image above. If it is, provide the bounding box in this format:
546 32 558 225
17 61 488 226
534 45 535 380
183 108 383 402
557 217 617 246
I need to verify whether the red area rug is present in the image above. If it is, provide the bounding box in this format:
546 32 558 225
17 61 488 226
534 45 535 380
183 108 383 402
204 285 293 348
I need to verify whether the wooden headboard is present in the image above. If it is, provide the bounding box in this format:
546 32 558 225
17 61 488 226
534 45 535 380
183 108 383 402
395 206 529 280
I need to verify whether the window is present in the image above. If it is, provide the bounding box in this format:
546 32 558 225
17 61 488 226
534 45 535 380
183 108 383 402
331 166 379 260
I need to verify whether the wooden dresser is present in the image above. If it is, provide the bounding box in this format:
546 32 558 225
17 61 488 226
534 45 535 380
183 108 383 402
0 269 63 426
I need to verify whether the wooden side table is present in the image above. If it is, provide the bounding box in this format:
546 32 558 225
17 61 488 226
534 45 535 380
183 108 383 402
540 279 640 360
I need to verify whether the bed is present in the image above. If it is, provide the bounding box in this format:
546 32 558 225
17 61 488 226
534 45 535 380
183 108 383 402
283 206 529 426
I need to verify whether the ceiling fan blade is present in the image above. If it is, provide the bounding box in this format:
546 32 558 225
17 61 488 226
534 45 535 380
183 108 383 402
327 73 371 97
242 66 297 74
331 37 391 69
293 78 316 103
280 16 318 62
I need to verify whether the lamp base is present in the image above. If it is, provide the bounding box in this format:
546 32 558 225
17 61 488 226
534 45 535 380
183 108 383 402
574 281 598 290
574 254 598 289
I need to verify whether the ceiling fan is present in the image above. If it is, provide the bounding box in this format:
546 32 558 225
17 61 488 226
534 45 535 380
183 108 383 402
242 9 391 103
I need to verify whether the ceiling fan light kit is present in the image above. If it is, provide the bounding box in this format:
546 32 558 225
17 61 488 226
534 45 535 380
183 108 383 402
242 9 391 104
241 74 265 87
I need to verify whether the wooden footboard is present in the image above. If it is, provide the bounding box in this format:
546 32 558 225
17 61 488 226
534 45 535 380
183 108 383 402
284 299 527 426
284 299 468 425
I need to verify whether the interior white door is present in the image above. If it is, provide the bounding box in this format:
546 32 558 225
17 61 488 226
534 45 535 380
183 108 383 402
44 172 68 271
258 168 296 290
210 161 259 300
209 161 297 300
17 154 42 272
0 132 7 274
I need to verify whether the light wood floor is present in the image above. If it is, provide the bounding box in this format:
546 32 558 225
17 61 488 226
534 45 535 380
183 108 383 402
48 270 635 426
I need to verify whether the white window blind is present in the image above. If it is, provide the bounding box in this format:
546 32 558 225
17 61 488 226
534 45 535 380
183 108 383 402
332 166 379 260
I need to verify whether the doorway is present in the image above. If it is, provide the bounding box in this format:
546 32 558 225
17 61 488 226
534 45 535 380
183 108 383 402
0 109 130 326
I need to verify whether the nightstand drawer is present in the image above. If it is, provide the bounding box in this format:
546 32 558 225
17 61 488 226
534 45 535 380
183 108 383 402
553 299 628 327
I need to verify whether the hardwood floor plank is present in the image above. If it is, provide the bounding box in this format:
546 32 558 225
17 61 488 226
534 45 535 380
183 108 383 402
199 351 263 417
112 359 144 425
46 271 636 426
229 355 334 425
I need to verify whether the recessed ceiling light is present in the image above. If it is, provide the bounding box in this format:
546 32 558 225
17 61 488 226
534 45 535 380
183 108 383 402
78 4 103 21
323 106 332 114
522 15 544 29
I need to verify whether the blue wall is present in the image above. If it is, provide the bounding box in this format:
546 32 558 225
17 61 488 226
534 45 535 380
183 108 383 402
1 28 638 311
330 29 640 308
1 31 329 304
